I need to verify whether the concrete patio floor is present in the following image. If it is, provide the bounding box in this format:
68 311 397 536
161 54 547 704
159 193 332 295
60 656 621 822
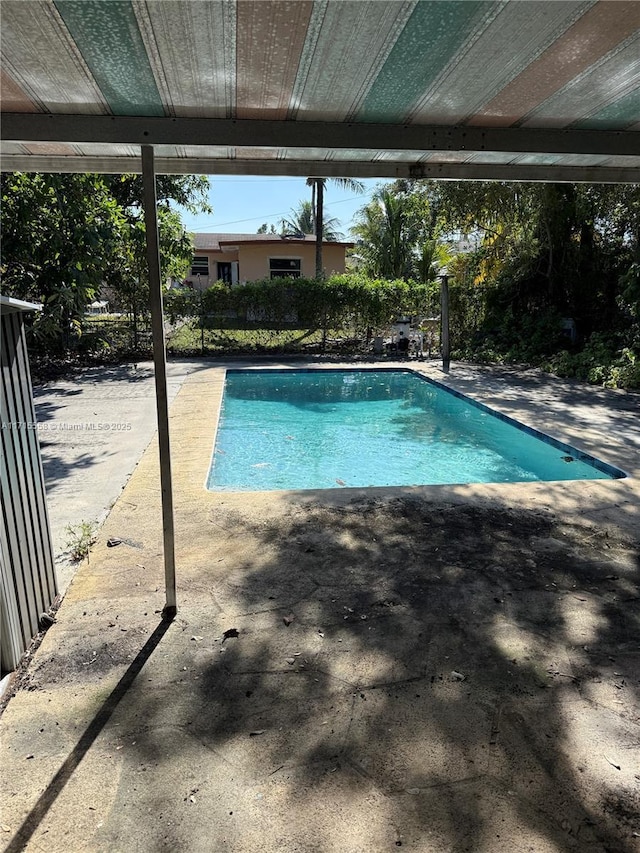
1 361 639 852
31 359 206 594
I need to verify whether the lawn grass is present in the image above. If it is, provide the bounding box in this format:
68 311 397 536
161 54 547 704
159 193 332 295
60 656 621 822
79 316 366 358
167 322 334 355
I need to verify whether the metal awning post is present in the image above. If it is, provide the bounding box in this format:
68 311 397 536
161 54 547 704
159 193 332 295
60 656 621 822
440 273 450 373
141 144 177 620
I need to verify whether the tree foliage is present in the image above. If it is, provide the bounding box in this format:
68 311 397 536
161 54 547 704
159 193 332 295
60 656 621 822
352 180 450 282
350 178 639 387
106 208 194 349
1 173 126 349
434 180 640 387
282 199 343 240
1 172 209 352
105 174 211 215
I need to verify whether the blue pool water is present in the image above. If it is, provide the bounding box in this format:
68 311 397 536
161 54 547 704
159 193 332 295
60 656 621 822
207 369 624 491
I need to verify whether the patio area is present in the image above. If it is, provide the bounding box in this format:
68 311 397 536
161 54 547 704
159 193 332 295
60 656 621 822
1 361 639 852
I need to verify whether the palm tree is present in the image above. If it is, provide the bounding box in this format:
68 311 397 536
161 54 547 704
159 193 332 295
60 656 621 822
306 177 365 278
283 199 344 241
352 186 417 279
352 183 450 282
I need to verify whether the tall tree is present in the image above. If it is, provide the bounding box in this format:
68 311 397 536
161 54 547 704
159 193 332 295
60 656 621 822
1 172 211 351
1 173 126 349
283 199 343 240
352 181 447 282
306 177 365 277
431 179 640 368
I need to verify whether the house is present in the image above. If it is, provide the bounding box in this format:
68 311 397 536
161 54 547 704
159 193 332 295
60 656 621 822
185 233 353 290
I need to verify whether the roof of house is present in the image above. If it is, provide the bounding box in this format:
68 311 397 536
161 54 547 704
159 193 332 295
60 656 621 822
1 2 638 183
193 233 353 251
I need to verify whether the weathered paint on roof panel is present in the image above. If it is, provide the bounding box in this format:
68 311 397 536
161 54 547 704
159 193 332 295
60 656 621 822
358 0 493 123
523 33 640 128
236 0 313 120
599 155 640 168
556 153 615 167
1 0 108 114
469 0 640 127
289 0 416 122
0 71 39 113
373 149 436 162
576 88 640 130
0 0 638 181
77 143 142 158
408 1 594 125
135 0 236 119
24 142 76 156
53 0 165 116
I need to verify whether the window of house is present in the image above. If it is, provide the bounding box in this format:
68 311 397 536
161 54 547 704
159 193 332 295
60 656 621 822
191 256 209 277
270 258 301 279
217 262 232 284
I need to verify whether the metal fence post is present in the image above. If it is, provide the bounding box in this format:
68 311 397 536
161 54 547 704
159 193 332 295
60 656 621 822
440 273 450 373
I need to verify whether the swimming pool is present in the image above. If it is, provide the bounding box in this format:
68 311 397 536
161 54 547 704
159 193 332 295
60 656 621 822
207 368 625 491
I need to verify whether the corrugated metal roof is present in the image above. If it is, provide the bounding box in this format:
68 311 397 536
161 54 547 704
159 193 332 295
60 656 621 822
1 0 639 182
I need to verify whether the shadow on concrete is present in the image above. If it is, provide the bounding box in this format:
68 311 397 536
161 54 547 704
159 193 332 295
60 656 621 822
32 399 66 423
202 501 638 851
444 366 640 445
38 448 112 496
5 360 639 850
31 359 215 495
32 364 155 391
4 617 173 853
71 498 639 851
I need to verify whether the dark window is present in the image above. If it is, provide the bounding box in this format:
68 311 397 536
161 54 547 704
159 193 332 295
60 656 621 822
217 262 232 284
270 258 301 279
191 255 209 277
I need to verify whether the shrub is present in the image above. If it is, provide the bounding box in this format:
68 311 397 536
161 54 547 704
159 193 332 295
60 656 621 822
544 333 640 389
165 275 432 339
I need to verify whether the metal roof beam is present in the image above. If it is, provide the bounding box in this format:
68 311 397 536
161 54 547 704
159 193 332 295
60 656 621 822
2 154 639 184
2 114 639 157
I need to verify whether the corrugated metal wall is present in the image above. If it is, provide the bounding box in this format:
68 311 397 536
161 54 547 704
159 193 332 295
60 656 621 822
1 309 57 672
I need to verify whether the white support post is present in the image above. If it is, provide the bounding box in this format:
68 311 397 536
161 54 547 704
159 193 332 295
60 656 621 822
141 145 177 619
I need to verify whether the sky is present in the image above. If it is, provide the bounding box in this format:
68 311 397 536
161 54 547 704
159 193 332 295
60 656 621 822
176 176 389 238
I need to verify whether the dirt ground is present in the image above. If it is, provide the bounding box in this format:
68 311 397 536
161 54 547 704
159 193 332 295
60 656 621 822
1 362 639 852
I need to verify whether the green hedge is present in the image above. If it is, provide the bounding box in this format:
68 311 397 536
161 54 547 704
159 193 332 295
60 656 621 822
164 274 435 337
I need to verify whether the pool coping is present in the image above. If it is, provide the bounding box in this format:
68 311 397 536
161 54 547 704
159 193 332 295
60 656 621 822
208 365 627 491
412 369 628 481
166 358 639 540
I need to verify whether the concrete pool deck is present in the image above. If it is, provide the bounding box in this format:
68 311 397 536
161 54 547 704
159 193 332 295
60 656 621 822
32 359 209 594
1 360 639 852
